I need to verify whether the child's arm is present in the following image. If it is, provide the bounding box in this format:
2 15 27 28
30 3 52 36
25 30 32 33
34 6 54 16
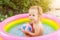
23 25 43 36
23 29 37 36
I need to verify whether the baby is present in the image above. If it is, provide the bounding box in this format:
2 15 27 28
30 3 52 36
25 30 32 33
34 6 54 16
22 6 43 37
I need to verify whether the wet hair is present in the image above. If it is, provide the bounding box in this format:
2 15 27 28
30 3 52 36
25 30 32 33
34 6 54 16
29 6 43 15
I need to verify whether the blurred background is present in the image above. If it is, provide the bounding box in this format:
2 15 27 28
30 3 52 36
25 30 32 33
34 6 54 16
0 0 60 22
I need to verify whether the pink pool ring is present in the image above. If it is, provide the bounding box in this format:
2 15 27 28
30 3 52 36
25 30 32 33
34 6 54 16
0 14 60 40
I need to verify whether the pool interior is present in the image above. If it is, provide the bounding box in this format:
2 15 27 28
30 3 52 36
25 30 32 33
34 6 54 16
7 23 56 37
4 18 59 37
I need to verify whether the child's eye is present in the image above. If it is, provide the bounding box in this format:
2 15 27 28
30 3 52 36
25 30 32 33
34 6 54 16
33 15 35 16
29 14 31 16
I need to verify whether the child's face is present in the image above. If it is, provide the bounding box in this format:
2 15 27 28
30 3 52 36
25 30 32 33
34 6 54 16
29 9 39 22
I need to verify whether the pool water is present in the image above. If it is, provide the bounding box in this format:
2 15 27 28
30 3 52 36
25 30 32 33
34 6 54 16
8 24 55 37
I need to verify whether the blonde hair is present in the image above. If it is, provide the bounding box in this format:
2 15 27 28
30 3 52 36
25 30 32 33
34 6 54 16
29 6 43 15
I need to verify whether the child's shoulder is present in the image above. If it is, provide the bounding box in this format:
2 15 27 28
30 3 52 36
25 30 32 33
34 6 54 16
38 22 43 26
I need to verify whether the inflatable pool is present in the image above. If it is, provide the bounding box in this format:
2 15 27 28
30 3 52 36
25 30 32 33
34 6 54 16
0 14 60 40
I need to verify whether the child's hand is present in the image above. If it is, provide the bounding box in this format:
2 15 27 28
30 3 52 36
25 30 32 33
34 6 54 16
22 29 29 34
20 25 29 34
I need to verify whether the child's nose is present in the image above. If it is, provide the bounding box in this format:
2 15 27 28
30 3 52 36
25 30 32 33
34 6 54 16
29 16 32 18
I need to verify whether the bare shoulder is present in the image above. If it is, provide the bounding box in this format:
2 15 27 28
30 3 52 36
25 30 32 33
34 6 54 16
33 22 42 30
39 22 43 29
38 22 43 35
